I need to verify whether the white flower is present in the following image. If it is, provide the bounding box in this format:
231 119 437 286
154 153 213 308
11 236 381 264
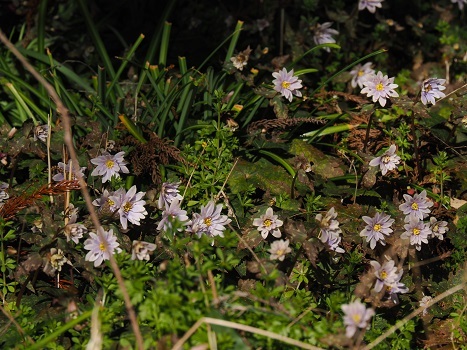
313 22 339 52
131 240 157 261
342 300 375 338
157 199 191 232
230 46 252 71
187 201 231 239
360 71 399 107
358 0 384 13
253 207 283 239
369 144 401 176
272 68 303 102
421 78 446 106
84 228 122 267
90 151 129 183
111 186 147 230
269 239 292 261
349 62 375 89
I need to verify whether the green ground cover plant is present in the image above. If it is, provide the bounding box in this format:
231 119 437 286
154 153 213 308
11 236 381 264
0 0 466 349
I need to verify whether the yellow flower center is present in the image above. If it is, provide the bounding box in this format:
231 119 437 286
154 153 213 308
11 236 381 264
411 202 419 210
425 83 432 92
381 270 388 279
107 199 115 206
376 83 384 91
123 202 133 213
264 219 273 227
281 81 291 89
99 243 106 251
352 314 362 323
204 217 212 226
105 160 115 169
433 224 439 232
358 70 364 77
382 155 391 164
413 228 420 235
276 249 284 256
373 223 382 232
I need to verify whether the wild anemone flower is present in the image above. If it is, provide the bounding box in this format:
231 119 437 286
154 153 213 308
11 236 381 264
157 199 191 232
451 0 467 10
84 228 122 267
401 217 431 251
0 182 9 202
316 207 342 243
428 217 449 240
369 144 401 175
230 46 252 71
360 212 395 249
370 259 399 293
131 240 157 261
269 239 292 261
33 124 49 142
157 182 183 210
272 68 303 102
90 151 129 183
421 78 446 106
64 223 87 244
398 190 433 221
360 71 399 107
113 186 147 230
326 234 345 253
341 300 375 338
384 269 409 303
419 295 433 316
313 22 339 51
187 201 231 239
53 160 86 182
253 207 283 239
349 62 375 89
358 0 384 13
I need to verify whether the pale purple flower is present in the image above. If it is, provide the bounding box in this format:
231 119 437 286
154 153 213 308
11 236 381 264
316 207 342 243
313 22 339 52
358 0 384 13
370 259 399 293
384 269 409 303
157 199 191 232
253 207 283 239
360 71 399 107
369 144 401 175
350 62 375 89
113 186 147 230
0 182 9 202
421 78 446 105
187 201 231 238
131 240 157 261
342 300 375 338
53 160 86 182
64 223 87 244
401 217 431 251
269 239 292 261
90 151 129 183
33 124 49 142
326 234 345 253
452 0 467 10
84 228 122 267
360 212 394 249
157 182 183 210
419 295 433 316
398 190 433 221
428 217 449 240
272 68 303 102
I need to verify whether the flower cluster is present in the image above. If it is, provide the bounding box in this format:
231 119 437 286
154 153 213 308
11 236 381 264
341 300 375 338
360 212 394 249
272 68 303 102
316 207 344 253
370 259 408 302
360 71 399 107
399 190 447 250
369 144 401 175
90 151 129 183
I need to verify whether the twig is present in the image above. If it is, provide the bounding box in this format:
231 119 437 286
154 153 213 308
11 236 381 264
0 30 144 350
172 316 325 350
